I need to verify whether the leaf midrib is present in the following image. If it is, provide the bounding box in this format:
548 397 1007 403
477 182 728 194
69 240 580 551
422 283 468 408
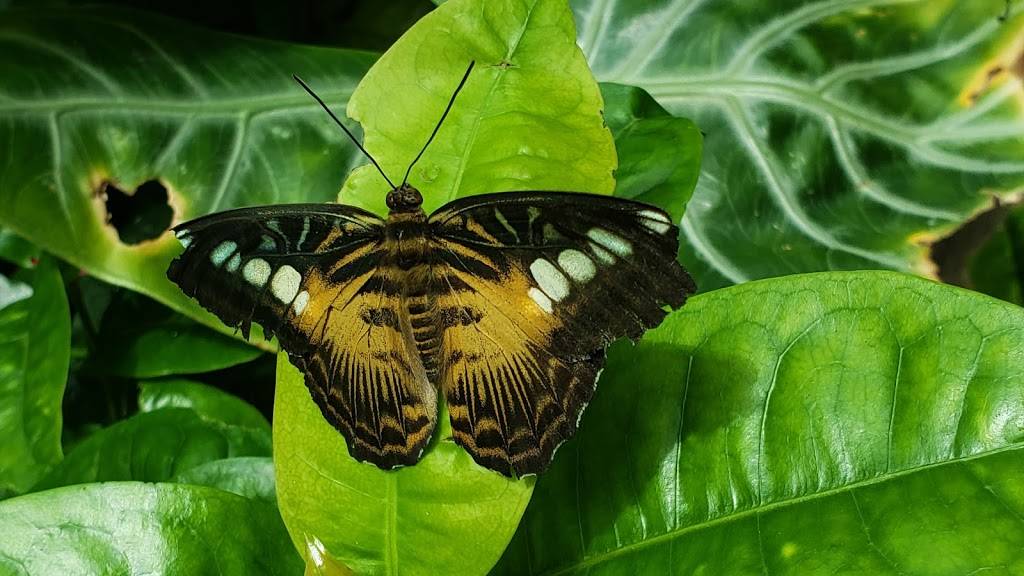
444 0 542 202
545 443 1024 576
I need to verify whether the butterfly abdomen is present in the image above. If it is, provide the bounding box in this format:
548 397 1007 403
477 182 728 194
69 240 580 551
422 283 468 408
384 211 444 378
405 270 441 378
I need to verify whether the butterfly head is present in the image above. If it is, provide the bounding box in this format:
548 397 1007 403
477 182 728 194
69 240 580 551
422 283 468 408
386 184 424 213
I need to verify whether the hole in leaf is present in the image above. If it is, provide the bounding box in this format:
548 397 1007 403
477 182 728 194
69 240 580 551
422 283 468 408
102 179 174 245
931 199 1013 287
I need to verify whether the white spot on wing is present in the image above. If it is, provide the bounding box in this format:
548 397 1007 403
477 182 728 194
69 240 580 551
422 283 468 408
270 265 302 303
293 290 310 315
210 241 237 267
639 209 670 224
259 235 276 252
529 259 570 301
297 217 310 249
543 223 562 242
174 228 190 238
528 287 553 313
177 235 193 249
527 206 541 237
243 258 271 286
226 253 241 272
587 228 632 257
639 209 672 233
588 242 616 265
641 219 672 234
558 249 596 283
494 209 519 242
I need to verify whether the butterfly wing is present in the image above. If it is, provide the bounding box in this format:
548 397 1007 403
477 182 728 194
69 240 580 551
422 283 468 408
168 204 437 468
428 192 695 476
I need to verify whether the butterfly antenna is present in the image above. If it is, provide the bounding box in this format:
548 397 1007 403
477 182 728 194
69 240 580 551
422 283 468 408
402 61 475 187
293 75 397 190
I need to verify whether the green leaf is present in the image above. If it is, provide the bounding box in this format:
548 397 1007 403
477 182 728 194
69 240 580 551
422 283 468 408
601 83 702 223
968 203 1024 305
575 0 1024 289
340 0 616 215
0 482 301 575
493 271 1024 574
86 291 263 378
0 228 39 268
275 355 534 576
0 7 375 331
171 456 277 502
34 407 270 491
0 257 70 496
139 378 270 431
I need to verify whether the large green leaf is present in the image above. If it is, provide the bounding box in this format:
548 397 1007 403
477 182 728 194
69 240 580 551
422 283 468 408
0 482 301 575
0 257 70 496
575 0 1024 289
340 0 617 215
0 7 375 331
493 271 1024 574
139 378 271 431
274 0 619 574
34 407 270 490
86 291 263 377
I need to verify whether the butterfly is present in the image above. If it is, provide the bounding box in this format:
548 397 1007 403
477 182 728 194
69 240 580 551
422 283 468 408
166 63 696 477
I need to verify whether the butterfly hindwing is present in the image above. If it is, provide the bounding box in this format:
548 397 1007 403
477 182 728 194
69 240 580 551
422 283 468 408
292 264 437 468
168 204 437 468
428 192 696 476
430 269 605 476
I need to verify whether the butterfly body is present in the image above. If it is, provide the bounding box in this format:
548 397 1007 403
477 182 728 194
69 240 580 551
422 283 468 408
380 187 441 378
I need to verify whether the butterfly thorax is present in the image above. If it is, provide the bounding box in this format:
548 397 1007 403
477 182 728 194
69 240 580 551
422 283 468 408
382 185 441 376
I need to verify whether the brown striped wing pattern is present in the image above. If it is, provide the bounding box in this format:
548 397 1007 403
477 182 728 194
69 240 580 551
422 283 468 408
167 205 437 468
428 192 696 476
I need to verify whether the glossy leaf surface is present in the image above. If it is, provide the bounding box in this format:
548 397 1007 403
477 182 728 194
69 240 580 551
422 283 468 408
0 482 301 575
601 83 701 223
0 258 69 496
34 407 270 490
494 271 1024 574
575 0 1024 289
0 8 375 331
138 378 270 431
171 456 277 502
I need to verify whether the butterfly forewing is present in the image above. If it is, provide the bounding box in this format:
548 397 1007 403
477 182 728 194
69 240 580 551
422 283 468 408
428 192 696 476
167 204 437 468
